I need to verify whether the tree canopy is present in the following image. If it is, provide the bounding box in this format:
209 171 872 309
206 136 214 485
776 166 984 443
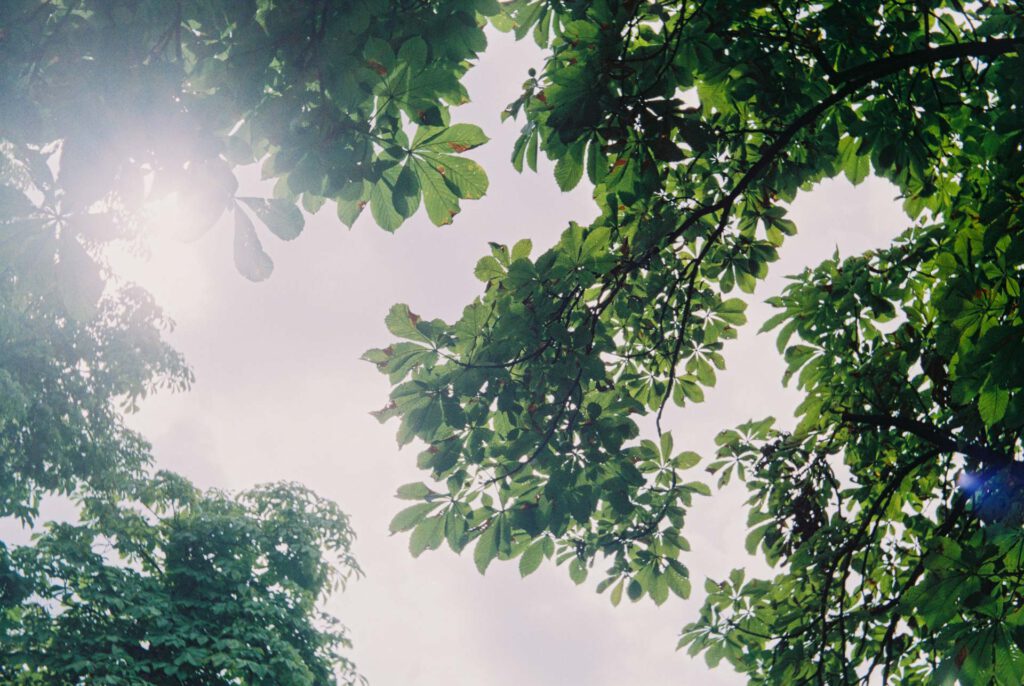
2 2 371 682
367 2 1023 683
1 0 1023 684
3 476 361 685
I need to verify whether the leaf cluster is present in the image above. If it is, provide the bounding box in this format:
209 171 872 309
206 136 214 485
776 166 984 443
0 0 500 281
368 1 1024 682
1 474 363 685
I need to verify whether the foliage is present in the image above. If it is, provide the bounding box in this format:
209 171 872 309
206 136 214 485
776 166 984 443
0 0 497 284
363 1 1024 684
2 0 1023 684
1 474 362 685
0 2 386 681
0 167 364 679
0 143 190 524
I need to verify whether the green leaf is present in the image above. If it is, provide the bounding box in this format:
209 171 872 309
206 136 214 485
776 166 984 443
474 255 505 282
978 387 1009 425
660 431 674 459
474 519 499 574
585 139 605 185
511 238 532 261
239 197 304 240
673 451 701 470
511 131 529 172
385 304 432 343
665 566 691 599
717 298 748 325
610 579 625 606
398 398 444 445
519 539 546 577
336 181 368 228
554 141 585 192
568 558 587 585
398 36 428 72
413 158 461 226
396 482 433 500
649 571 669 605
839 136 871 185
445 509 467 552
413 124 489 153
369 173 405 232
745 523 771 555
684 481 711 497
434 154 489 199
232 206 274 282
526 128 539 171
389 502 440 533
409 515 445 557
678 380 704 404
392 163 422 218
758 310 790 334
363 36 396 73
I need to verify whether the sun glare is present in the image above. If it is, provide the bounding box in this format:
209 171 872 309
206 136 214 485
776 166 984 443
141 190 189 239
105 190 217 318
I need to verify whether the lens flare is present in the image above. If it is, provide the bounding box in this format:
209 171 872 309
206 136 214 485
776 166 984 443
957 470 982 495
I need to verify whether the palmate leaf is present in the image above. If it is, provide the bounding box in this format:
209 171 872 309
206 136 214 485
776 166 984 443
403 123 491 226
328 123 491 230
373 35 471 118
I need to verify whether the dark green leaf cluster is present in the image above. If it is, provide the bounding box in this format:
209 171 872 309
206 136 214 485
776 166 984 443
3 0 1023 682
369 0 1024 682
2 474 363 685
0 0 498 280
1 5 389 680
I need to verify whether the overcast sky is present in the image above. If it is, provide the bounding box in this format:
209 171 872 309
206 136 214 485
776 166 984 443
102 29 911 686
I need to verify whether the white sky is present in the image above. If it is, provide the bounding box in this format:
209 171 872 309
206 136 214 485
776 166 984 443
92 30 906 686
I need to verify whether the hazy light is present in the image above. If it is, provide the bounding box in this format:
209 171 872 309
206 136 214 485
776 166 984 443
142 190 190 240
106 187 218 318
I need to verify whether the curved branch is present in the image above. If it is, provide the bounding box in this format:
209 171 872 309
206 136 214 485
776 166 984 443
643 37 1022 269
832 38 1022 85
842 412 1011 467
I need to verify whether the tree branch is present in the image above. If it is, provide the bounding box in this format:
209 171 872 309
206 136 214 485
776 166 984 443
832 38 1022 86
642 37 1022 269
842 412 1011 467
